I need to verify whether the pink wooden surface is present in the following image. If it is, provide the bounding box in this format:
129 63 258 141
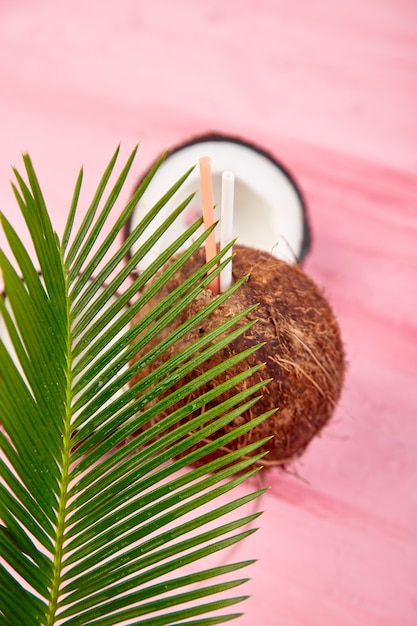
1 1 416 624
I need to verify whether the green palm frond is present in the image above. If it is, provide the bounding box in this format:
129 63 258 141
0 147 270 625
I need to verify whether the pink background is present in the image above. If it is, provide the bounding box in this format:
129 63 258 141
1 1 416 624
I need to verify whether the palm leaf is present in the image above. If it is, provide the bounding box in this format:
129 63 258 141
0 148 270 625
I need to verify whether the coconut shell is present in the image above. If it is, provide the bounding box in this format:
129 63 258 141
130 245 345 467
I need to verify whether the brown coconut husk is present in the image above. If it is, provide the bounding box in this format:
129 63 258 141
130 245 345 468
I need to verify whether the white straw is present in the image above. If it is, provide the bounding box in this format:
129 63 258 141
220 171 235 292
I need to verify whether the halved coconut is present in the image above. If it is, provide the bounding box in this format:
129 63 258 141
126 133 311 272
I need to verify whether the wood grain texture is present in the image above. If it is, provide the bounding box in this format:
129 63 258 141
0 1 416 624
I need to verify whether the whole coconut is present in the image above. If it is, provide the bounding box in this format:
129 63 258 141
130 245 345 467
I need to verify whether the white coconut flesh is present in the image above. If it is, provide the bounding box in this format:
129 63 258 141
128 138 310 273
